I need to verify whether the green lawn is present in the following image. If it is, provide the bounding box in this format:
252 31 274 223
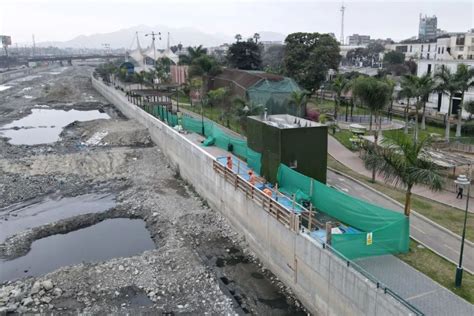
171 91 191 104
179 103 243 135
383 122 452 140
332 129 356 151
327 155 474 241
397 240 474 304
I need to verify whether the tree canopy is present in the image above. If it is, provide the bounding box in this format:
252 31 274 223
383 51 405 66
227 37 262 70
283 32 340 93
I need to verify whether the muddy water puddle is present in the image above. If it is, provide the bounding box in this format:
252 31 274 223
0 108 110 145
0 193 116 242
0 218 155 282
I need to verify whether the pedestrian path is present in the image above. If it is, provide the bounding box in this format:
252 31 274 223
327 135 473 212
327 169 474 274
356 255 474 316
328 136 474 273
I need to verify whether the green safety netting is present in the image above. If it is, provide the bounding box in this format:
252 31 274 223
142 103 263 174
246 75 304 116
277 164 409 259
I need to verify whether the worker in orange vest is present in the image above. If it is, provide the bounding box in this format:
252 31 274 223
226 155 233 170
263 188 272 197
248 169 256 185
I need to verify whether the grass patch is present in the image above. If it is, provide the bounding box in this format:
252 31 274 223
327 155 474 241
383 122 451 140
171 91 191 104
332 129 356 151
397 240 474 304
179 103 243 135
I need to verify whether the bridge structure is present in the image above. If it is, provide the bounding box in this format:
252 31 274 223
26 54 124 63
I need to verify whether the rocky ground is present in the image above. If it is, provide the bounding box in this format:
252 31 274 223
0 66 307 315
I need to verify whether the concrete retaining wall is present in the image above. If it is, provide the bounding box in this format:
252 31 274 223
0 66 54 84
92 77 415 316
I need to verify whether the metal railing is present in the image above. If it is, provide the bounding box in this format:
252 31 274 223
213 160 424 316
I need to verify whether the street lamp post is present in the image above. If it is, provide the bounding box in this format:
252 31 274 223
454 164 471 287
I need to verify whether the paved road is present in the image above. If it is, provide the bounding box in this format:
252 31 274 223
327 169 474 274
327 135 473 213
356 255 474 315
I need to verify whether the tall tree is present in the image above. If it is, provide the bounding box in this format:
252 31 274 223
418 73 436 131
253 33 260 44
227 38 262 70
383 51 405 66
262 44 285 74
453 64 474 137
364 134 444 216
178 45 208 65
464 100 474 120
289 91 308 117
233 97 264 131
352 76 391 182
284 32 340 93
235 34 242 42
329 75 350 123
399 75 417 135
434 65 460 142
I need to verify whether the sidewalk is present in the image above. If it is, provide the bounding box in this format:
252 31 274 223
327 135 473 213
327 135 474 274
327 169 474 274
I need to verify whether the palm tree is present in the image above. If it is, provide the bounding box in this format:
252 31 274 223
364 133 444 216
178 45 207 65
329 75 350 123
352 76 391 182
418 74 436 131
453 64 474 137
233 97 263 131
399 75 417 135
253 33 260 44
464 100 474 120
434 65 460 142
235 34 242 42
289 91 308 117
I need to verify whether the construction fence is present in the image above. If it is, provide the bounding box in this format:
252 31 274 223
143 103 262 174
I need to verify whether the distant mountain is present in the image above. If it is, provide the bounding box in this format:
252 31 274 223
37 24 234 49
36 25 288 49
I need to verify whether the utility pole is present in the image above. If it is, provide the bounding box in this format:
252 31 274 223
32 34 36 56
340 3 345 45
145 31 161 63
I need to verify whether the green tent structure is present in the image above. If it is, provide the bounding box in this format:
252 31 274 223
210 68 304 116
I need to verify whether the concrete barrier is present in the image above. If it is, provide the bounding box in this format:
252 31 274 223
0 66 55 84
92 76 418 316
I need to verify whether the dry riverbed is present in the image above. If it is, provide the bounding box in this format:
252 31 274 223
0 66 306 314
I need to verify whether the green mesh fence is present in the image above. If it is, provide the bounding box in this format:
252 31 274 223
146 107 262 174
246 76 304 117
276 164 409 259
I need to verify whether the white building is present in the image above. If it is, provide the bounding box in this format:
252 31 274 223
385 30 474 61
417 59 474 115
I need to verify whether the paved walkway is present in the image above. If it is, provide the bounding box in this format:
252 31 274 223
356 255 474 315
327 135 474 274
327 135 473 212
327 169 474 274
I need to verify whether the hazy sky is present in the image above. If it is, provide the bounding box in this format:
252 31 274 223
0 0 472 44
